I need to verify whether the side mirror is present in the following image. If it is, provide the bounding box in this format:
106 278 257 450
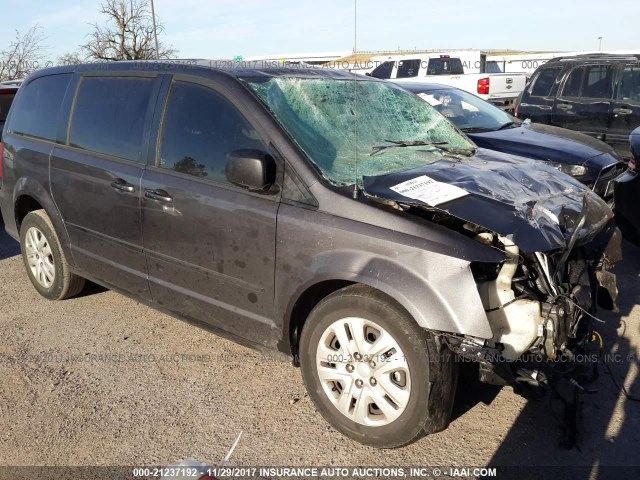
630 126 640 162
225 149 276 192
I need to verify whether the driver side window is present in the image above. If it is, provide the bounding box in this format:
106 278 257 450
159 81 266 183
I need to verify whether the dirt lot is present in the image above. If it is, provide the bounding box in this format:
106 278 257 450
0 216 639 474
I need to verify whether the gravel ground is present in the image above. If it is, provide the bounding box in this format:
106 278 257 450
0 216 639 474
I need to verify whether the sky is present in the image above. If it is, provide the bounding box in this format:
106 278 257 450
1 0 639 62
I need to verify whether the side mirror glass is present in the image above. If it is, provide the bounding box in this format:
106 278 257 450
225 149 276 192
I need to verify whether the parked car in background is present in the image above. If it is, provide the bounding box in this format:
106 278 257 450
0 62 621 448
515 54 640 159
0 84 19 138
0 79 24 87
614 126 640 245
368 54 527 111
398 82 626 201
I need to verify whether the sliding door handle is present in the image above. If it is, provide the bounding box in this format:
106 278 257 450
110 179 135 193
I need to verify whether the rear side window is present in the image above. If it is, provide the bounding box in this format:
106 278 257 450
69 76 154 162
158 81 265 183
427 58 464 75
7 74 71 141
530 67 562 96
618 65 640 103
370 61 394 79
561 65 614 99
561 67 585 97
396 59 421 78
582 65 614 98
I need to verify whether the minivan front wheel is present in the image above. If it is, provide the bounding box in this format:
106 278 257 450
19 210 85 300
299 285 457 448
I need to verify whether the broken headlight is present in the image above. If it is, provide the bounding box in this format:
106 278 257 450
542 161 589 179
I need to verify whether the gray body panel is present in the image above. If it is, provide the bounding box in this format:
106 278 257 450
274 201 494 342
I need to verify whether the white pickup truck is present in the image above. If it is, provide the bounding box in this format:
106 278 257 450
366 54 527 111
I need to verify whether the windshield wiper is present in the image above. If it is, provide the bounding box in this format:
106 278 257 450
497 121 517 130
462 127 494 133
438 145 477 156
370 140 449 156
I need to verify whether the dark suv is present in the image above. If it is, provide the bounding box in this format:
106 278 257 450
0 61 621 448
515 54 640 158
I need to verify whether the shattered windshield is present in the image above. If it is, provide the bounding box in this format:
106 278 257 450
242 77 475 186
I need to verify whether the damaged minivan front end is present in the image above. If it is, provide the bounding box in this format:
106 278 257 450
242 71 622 421
363 150 622 398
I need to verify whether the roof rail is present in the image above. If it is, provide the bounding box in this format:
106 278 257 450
546 53 640 63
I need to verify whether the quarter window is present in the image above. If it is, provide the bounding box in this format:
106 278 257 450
69 76 155 162
530 67 562 97
159 81 265 183
8 74 71 141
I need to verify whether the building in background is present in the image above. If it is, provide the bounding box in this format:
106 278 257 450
242 48 640 77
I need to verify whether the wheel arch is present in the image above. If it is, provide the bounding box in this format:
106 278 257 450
285 279 355 363
15 195 44 231
10 177 73 265
278 252 493 359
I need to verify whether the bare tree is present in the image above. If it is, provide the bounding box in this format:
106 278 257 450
81 0 178 61
57 52 86 66
0 25 49 82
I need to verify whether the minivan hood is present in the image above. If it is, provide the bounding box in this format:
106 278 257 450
362 148 613 253
467 123 615 166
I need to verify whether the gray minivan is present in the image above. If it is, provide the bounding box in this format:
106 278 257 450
0 61 622 448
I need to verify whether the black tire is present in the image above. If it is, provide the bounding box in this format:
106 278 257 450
19 209 85 300
299 284 458 448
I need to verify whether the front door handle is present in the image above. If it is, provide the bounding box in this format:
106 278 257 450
110 179 135 193
613 107 633 116
556 104 573 111
145 189 173 203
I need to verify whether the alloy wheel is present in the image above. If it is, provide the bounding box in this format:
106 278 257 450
25 226 56 289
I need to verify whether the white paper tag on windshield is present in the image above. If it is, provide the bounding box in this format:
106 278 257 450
390 175 469 207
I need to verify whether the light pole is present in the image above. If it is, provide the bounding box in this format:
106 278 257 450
150 0 160 59
598 36 603 52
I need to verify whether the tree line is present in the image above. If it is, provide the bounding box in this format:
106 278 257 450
0 0 178 82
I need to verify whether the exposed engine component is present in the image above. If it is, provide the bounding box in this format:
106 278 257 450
453 221 621 404
475 233 541 361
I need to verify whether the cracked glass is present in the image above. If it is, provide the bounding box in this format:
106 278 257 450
244 77 474 186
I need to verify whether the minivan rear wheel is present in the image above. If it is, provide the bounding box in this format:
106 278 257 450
299 284 458 448
19 210 85 300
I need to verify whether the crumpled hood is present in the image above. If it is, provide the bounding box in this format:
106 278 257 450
468 123 617 167
362 148 613 253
